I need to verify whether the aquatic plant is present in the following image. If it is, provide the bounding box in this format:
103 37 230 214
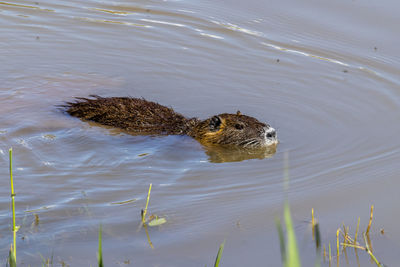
2 150 387 267
275 202 301 267
140 183 166 227
276 152 301 267
8 148 19 267
214 240 225 267
98 225 103 267
312 205 383 267
336 205 383 267
141 184 152 224
39 252 53 267
7 245 16 267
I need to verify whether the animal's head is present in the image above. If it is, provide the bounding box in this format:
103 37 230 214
194 111 278 148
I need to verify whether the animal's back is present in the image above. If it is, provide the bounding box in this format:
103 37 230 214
66 96 196 135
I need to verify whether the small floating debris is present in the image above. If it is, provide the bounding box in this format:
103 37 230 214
148 216 167 227
42 134 56 140
0 1 54 11
141 184 167 226
91 8 132 15
110 198 137 205
17 139 31 149
76 17 150 28
33 214 39 226
24 205 54 213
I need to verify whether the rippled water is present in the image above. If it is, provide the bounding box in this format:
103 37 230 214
1 0 400 266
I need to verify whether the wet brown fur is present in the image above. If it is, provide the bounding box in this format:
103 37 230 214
65 96 272 147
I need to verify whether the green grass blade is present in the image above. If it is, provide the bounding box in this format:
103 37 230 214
98 224 103 267
284 201 301 267
142 184 152 223
214 240 225 267
8 246 16 267
9 148 17 261
275 217 286 264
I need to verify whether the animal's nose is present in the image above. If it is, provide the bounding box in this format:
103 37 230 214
266 128 276 139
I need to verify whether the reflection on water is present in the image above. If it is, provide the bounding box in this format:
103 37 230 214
203 144 277 163
85 118 277 163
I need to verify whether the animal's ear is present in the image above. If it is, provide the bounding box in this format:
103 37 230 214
209 116 222 131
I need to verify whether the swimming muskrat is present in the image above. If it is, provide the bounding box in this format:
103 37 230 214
65 96 278 148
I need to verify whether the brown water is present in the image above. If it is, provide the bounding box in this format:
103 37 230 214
1 0 400 266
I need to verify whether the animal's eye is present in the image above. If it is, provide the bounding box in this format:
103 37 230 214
209 116 222 131
235 124 244 130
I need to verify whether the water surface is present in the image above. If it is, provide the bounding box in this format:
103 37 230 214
1 0 399 265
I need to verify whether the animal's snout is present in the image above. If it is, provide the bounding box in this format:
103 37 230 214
264 127 277 141
267 130 276 139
